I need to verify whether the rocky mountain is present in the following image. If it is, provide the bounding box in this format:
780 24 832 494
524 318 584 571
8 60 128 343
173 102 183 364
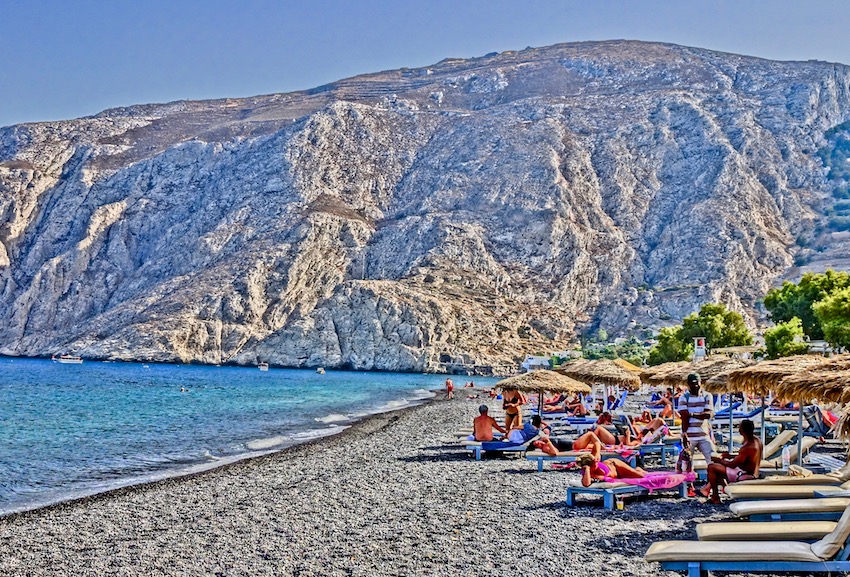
2 40 850 372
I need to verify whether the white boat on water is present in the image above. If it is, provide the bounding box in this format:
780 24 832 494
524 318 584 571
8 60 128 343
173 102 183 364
316 367 325 374
258 362 269 372
52 355 83 364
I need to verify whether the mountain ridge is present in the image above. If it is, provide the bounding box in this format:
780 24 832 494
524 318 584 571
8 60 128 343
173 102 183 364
1 39 849 372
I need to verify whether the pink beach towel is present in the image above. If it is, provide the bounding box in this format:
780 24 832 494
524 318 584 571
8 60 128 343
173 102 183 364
603 472 695 492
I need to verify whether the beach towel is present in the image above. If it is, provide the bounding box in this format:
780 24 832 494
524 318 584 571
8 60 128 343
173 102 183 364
603 472 696 492
480 440 524 451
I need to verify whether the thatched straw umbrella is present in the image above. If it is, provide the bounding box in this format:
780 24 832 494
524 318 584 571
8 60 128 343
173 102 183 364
640 361 691 386
655 357 757 390
495 370 591 414
725 354 847 465
557 359 642 392
612 358 644 374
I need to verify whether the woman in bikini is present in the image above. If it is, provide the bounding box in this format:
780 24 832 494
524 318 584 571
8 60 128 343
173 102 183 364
577 454 649 487
501 388 523 432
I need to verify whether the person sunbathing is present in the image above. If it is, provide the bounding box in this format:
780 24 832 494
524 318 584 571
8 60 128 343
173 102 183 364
596 412 613 425
647 389 678 419
564 395 588 416
471 404 506 441
700 418 762 504
577 454 649 487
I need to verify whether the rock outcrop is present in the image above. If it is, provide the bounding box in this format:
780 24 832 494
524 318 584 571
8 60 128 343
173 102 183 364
2 40 850 371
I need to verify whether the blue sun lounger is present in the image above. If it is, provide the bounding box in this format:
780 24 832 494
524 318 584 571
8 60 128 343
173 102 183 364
566 477 690 510
465 439 531 460
645 505 850 576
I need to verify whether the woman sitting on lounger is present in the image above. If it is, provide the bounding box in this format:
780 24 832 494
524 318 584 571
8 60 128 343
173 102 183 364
564 394 588 416
647 389 678 419
577 454 649 487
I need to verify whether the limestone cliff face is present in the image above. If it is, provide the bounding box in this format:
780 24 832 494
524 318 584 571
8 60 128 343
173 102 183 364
1 40 849 371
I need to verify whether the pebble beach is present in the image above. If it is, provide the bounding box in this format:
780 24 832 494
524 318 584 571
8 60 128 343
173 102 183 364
2 393 747 577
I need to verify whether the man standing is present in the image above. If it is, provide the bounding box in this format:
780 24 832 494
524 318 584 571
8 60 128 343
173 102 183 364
677 372 715 467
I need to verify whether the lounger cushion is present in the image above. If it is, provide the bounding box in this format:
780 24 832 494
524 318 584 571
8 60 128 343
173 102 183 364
725 484 846 500
812 506 850 559
697 521 836 541
525 450 621 459
645 540 820 562
730 497 850 517
566 479 630 490
733 474 842 486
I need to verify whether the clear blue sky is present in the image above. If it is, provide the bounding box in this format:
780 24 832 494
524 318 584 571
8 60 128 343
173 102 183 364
2 0 849 128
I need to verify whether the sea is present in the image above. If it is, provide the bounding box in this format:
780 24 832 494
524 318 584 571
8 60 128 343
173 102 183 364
0 357 498 516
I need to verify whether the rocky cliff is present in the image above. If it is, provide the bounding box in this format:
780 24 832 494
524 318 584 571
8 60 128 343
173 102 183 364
2 40 850 372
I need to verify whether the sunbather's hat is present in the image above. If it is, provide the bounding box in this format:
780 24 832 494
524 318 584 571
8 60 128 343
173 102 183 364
687 373 701 386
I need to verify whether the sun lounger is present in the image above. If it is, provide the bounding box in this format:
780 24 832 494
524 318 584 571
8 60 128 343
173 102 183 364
731 459 850 487
645 505 850 576
525 449 637 472
464 439 532 460
724 479 850 501
697 520 838 541
566 474 692 509
730 497 850 521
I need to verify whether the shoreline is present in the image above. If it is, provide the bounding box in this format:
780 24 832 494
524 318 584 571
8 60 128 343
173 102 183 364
0 397 436 521
1 354 514 376
0 394 736 577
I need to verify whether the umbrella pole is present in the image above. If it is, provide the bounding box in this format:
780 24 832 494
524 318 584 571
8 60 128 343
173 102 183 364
798 398 804 467
728 392 734 454
760 396 766 448
538 392 543 416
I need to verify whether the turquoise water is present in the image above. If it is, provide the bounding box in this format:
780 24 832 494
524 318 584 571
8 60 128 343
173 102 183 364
0 358 497 515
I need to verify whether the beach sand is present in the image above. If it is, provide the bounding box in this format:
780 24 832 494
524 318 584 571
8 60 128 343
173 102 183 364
2 396 740 576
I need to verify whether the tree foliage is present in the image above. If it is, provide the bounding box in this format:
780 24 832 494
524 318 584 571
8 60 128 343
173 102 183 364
584 338 647 367
679 303 753 349
647 326 691 365
813 287 850 350
647 303 752 365
764 317 810 359
763 270 850 339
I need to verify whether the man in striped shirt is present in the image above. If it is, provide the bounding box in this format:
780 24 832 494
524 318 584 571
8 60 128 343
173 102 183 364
677 372 715 465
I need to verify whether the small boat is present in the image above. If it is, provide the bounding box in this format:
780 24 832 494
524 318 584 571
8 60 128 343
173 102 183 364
316 367 325 374
258 362 269 372
52 355 83 364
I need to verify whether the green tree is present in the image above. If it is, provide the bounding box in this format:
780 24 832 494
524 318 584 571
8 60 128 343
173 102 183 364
679 303 753 350
648 326 691 365
764 317 810 359
813 287 850 350
763 270 850 339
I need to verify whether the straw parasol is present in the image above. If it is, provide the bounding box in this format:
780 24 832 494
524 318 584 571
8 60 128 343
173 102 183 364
557 359 642 391
651 357 757 390
495 370 591 395
773 355 850 405
724 354 848 465
725 355 831 397
612 358 643 374
639 361 691 385
495 370 591 414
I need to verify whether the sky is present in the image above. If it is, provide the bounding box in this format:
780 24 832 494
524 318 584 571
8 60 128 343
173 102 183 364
3 0 850 128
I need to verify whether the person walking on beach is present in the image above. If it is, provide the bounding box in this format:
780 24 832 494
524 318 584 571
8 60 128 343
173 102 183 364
445 378 454 399
471 405 506 441
701 419 762 504
677 373 714 463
